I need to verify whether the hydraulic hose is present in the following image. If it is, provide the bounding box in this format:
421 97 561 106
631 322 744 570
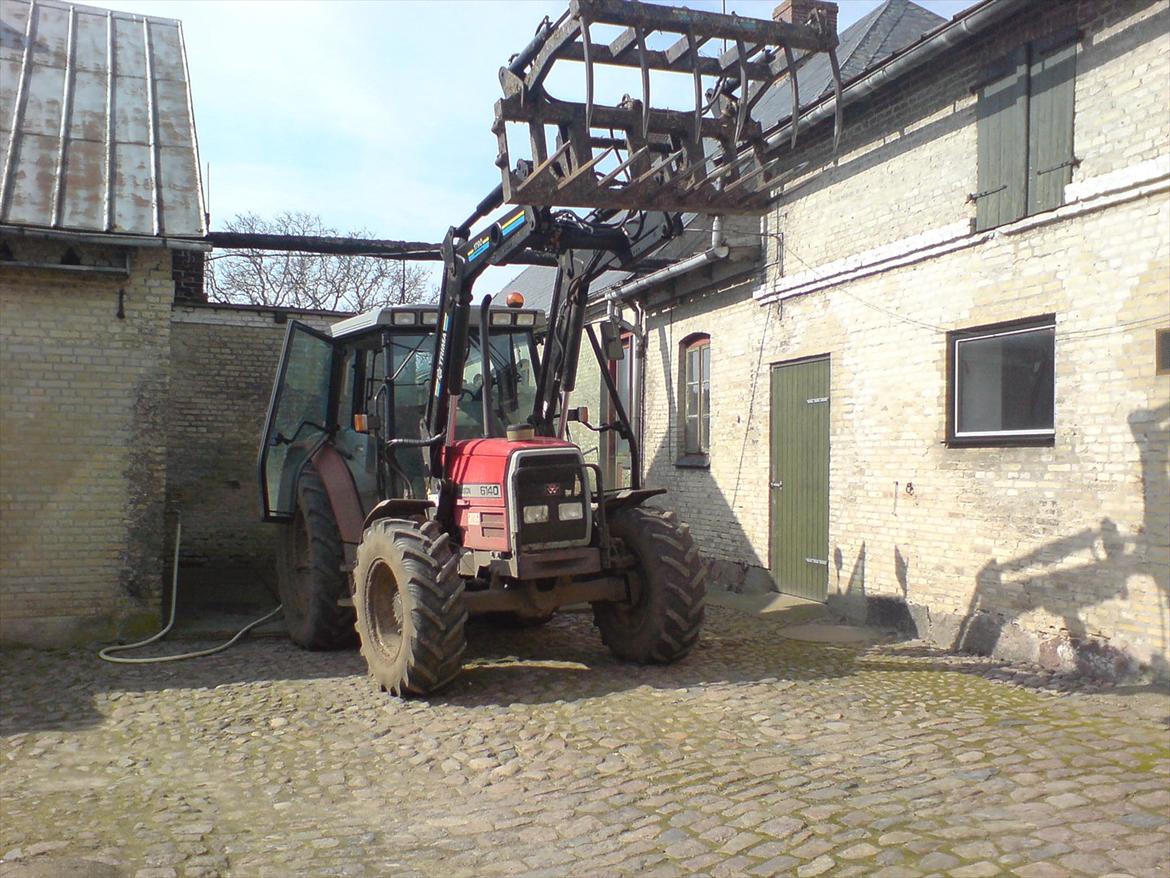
98 516 283 664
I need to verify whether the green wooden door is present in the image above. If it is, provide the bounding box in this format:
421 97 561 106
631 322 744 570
770 358 830 601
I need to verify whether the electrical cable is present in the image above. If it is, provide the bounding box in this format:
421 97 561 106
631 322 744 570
98 516 283 665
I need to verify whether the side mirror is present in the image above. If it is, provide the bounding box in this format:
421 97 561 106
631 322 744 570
599 320 624 361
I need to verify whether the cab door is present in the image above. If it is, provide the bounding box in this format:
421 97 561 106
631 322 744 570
258 321 336 522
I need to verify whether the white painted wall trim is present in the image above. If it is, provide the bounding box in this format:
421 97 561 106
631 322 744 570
754 155 1170 306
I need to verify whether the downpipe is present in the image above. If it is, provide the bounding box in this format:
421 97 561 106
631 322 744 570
606 215 728 304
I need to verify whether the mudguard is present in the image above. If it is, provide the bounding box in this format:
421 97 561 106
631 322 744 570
362 499 436 530
600 488 666 517
309 444 366 545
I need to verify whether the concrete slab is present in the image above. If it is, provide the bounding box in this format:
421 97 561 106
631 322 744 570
706 588 829 624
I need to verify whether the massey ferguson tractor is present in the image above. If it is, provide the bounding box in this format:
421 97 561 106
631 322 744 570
258 0 840 694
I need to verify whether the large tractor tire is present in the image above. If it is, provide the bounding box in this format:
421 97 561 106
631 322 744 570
276 464 357 650
594 505 706 663
353 518 467 696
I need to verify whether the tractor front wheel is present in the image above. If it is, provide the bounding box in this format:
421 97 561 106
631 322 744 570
353 519 467 696
594 505 706 663
275 464 356 650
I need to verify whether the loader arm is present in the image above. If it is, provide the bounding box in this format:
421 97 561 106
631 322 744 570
422 186 679 480
427 0 848 479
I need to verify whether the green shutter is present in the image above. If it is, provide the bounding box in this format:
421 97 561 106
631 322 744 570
1028 37 1077 215
976 47 1029 231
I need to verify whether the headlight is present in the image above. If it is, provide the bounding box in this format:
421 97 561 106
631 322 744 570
558 503 584 521
522 505 549 524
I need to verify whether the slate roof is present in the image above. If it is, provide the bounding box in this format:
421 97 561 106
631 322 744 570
754 0 947 127
494 0 948 311
0 0 206 238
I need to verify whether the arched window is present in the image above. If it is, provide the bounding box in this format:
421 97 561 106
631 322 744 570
681 334 710 457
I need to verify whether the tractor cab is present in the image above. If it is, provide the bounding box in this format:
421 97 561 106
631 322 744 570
258 301 544 524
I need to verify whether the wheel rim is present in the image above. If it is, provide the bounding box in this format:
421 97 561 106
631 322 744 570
366 559 404 661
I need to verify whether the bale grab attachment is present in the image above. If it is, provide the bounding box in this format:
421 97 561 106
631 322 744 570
494 0 842 215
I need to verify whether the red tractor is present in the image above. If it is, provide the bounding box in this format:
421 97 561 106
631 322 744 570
259 201 705 694
257 0 840 694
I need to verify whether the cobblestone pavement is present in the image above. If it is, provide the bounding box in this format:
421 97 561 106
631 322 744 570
2 605 1168 878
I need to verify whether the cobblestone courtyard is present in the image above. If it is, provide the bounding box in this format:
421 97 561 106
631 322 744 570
2 604 1168 878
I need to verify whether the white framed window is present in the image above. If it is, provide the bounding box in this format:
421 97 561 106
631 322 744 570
949 318 1055 445
679 334 710 462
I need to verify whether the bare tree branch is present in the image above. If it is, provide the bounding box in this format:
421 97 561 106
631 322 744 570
206 212 435 312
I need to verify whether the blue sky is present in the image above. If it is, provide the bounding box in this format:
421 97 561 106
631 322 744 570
99 0 974 290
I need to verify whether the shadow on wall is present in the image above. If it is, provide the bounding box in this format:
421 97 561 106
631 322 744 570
953 402 1170 679
640 314 772 593
831 542 919 632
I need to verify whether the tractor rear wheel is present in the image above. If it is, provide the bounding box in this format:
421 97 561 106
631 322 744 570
353 519 467 696
594 505 706 663
276 464 356 650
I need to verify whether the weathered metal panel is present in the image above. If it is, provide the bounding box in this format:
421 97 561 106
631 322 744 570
113 74 149 144
770 357 830 602
58 135 106 229
147 20 185 82
112 16 146 78
0 2 32 63
0 59 23 121
112 141 154 232
159 145 199 235
154 79 191 147
65 69 105 140
71 7 108 73
29 2 68 66
0 0 204 237
5 132 57 224
19 62 65 135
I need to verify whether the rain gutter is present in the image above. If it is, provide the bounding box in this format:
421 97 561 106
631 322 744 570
0 223 210 251
607 216 729 305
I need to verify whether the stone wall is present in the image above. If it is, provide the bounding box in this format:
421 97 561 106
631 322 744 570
0 241 176 646
636 0 1170 675
166 304 345 611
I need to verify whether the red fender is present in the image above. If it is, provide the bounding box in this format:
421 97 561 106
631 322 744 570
309 444 366 545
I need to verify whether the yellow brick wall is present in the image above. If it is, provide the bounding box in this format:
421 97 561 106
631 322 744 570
1 244 175 646
167 305 345 609
637 0 1170 674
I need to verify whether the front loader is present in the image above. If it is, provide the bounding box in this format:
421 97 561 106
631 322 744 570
257 0 841 694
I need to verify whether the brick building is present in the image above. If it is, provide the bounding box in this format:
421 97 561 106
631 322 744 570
0 0 212 645
0 0 349 645
500 0 1170 676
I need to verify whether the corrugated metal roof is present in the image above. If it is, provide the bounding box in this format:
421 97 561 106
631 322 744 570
0 0 205 238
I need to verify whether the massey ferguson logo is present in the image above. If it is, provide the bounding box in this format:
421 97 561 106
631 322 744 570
546 483 562 496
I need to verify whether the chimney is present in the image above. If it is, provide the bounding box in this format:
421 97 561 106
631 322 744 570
774 0 838 39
